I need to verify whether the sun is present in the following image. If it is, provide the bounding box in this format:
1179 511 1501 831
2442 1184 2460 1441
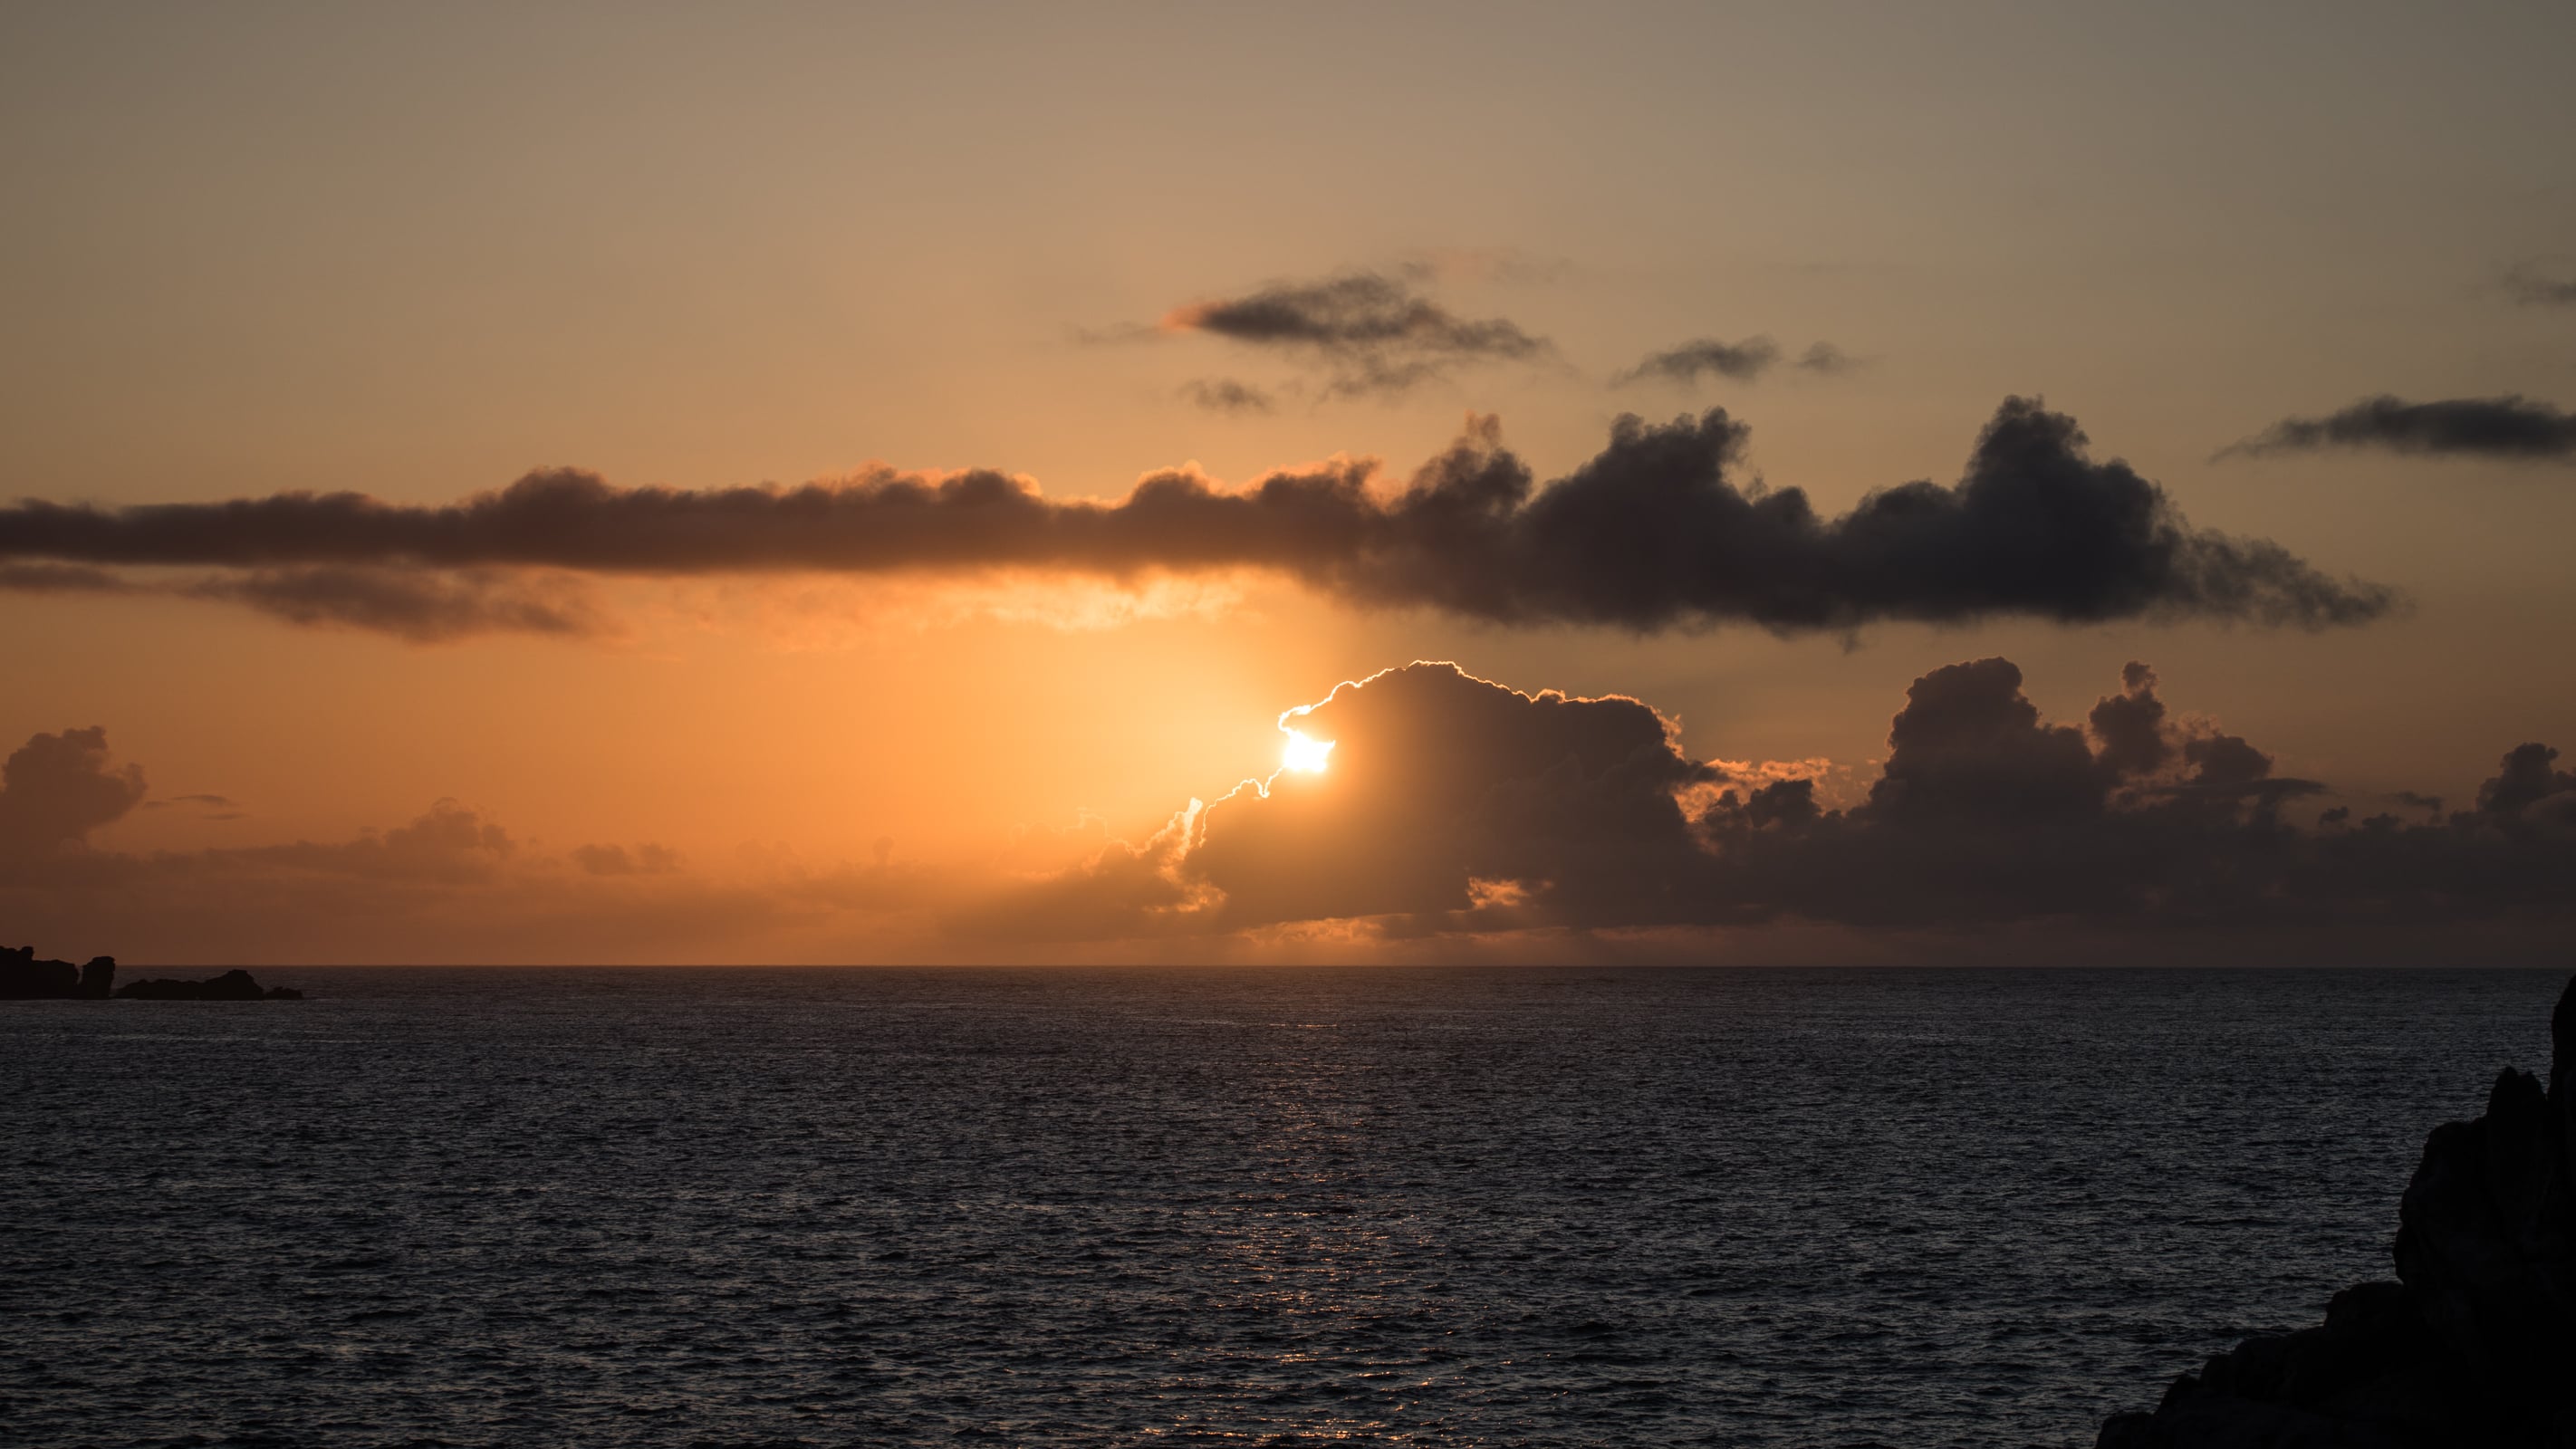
1281 729 1335 774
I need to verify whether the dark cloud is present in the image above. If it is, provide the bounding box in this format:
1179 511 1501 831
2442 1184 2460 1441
181 567 610 642
0 398 2396 637
0 727 148 857
2220 395 2576 463
1190 664 1714 931
0 562 137 594
0 554 604 643
1159 272 1552 398
1617 336 1782 386
1617 337 1859 386
2503 260 2576 308
1177 378 1275 416
983 657 2575 948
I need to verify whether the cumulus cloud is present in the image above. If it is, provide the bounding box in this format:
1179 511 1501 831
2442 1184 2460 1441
0 398 2395 638
2220 395 2576 463
1158 272 1552 398
978 657 2576 950
0 727 147 857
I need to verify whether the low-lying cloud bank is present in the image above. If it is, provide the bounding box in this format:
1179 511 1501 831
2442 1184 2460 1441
982 658 2576 955
8 653 2571 962
0 398 2393 638
2221 395 2576 463
0 727 935 964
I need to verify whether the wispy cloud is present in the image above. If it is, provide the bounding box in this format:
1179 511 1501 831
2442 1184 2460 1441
2220 395 2576 463
1158 271 1552 398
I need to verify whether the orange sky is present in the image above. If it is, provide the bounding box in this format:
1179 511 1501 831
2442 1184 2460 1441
4 5 2573 964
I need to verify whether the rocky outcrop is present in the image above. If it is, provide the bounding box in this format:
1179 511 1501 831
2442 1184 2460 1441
2099 976 2576 1448
113 968 301 1001
1 946 114 999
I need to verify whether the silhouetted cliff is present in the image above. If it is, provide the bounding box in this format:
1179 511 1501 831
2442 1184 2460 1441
1 945 114 999
2099 976 2576 1448
3 948 300 1001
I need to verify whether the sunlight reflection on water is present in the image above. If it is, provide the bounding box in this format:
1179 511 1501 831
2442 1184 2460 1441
3 965 2561 1447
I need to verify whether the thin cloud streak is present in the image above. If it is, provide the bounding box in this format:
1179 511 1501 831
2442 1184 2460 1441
2503 259 2576 308
1158 271 1553 398
2220 395 2576 463
1617 336 1783 386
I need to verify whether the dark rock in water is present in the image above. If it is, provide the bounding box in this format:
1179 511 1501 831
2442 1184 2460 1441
80 955 115 999
113 968 285 1002
2 945 83 1000
2098 975 2576 1448
264 985 303 1001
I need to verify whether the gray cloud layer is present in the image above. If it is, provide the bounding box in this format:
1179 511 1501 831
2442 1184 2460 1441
0 398 2395 637
2222 395 2576 463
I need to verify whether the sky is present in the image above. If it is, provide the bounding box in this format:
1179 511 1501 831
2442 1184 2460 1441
4 2 2572 964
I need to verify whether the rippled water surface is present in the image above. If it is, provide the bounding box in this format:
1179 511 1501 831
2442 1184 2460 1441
4 966 2564 1447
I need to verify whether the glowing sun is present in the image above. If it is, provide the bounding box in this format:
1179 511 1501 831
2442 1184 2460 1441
1282 729 1336 773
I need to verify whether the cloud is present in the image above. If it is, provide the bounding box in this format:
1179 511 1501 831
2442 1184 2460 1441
1617 337 1860 386
1391 247 1570 285
232 799 519 883
1158 272 1552 398
0 555 607 643
0 728 956 963
0 727 148 857
1617 336 1782 386
0 398 2395 637
978 657 2576 951
2503 260 2576 308
1177 378 1275 416
572 842 682 876
0 562 138 594
2220 395 2576 463
1795 341 1860 375
186 567 613 642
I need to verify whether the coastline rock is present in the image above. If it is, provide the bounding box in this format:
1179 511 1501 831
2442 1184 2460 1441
2099 975 2576 1448
112 968 294 1002
1 945 111 999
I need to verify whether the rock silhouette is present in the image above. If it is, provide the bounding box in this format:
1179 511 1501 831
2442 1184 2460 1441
2099 975 2576 1447
113 968 301 1001
1 945 114 999
4 947 301 1001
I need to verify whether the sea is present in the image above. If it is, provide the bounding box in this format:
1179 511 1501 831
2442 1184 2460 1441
3 965 2565 1448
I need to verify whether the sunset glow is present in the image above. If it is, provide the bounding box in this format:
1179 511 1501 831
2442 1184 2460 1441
1281 730 1335 774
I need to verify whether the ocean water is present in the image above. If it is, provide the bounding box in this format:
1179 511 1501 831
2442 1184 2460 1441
2 966 2564 1449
